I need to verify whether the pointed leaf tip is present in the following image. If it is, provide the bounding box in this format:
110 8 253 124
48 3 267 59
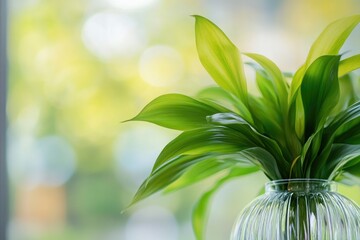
193 14 249 107
127 93 227 130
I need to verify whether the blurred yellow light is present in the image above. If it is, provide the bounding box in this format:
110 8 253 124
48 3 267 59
139 45 184 87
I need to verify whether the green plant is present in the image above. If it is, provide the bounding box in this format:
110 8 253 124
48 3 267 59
126 15 360 239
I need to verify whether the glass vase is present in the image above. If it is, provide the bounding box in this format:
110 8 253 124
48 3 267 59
231 179 360 240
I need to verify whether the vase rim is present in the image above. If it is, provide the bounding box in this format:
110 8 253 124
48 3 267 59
268 178 334 184
265 178 337 193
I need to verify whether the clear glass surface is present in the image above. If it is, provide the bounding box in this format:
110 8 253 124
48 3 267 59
231 179 360 240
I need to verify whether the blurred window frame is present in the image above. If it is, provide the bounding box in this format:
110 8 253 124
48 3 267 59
0 0 8 238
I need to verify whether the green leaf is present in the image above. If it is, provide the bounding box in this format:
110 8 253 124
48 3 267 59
289 65 306 104
192 184 217 240
131 152 257 206
339 54 360 77
131 154 207 204
324 144 360 179
335 123 360 144
287 68 306 154
290 15 360 102
301 130 323 178
193 15 249 106
343 163 360 179
196 86 253 123
305 15 360 67
128 14 360 223
128 94 227 130
207 113 289 178
305 101 360 177
333 106 360 145
327 101 360 137
294 93 305 140
235 147 283 179
245 53 288 113
152 126 255 172
248 64 278 108
250 90 280 132
301 55 341 139
246 63 301 158
332 74 359 114
165 153 257 192
192 167 257 240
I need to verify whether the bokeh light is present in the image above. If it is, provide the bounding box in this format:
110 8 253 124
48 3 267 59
9 135 76 187
139 45 184 87
82 11 146 59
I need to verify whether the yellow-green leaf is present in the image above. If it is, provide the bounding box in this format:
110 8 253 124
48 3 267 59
193 15 249 105
306 15 360 67
290 15 360 102
339 54 360 77
245 53 288 113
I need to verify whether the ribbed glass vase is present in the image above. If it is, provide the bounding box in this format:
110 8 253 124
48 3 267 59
231 179 360 240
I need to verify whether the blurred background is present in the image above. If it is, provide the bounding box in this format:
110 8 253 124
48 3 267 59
7 0 360 239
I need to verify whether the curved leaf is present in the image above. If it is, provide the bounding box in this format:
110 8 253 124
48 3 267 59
193 15 249 106
245 53 288 113
247 85 282 138
334 111 360 145
306 15 360 67
301 130 324 177
192 167 257 240
306 101 360 177
196 86 253 122
165 153 257 192
128 93 227 130
289 64 306 103
324 144 360 179
207 113 289 178
343 163 360 179
290 15 360 102
246 63 301 158
131 154 207 204
152 126 255 172
326 101 360 135
236 147 283 179
339 54 360 77
192 184 217 240
301 55 341 138
248 64 278 108
336 123 360 144
332 75 359 114
131 153 257 206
